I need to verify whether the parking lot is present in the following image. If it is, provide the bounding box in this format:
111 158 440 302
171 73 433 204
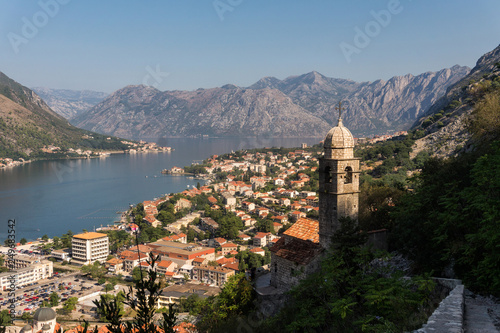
0 272 110 317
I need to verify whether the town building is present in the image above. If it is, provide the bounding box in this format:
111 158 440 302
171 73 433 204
155 283 220 308
174 198 192 212
193 265 235 286
51 248 71 262
105 257 124 273
220 242 238 255
200 217 219 234
71 232 109 265
0 260 53 291
148 240 216 267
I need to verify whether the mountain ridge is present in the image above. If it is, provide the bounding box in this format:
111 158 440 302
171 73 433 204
74 66 470 139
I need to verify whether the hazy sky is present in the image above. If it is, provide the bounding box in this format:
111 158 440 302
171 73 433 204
1 0 499 93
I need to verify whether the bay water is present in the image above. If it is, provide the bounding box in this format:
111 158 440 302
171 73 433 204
0 137 320 241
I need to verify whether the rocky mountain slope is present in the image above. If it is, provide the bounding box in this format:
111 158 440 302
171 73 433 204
73 85 332 139
0 72 127 159
411 44 500 158
32 87 108 119
250 67 470 133
74 66 469 139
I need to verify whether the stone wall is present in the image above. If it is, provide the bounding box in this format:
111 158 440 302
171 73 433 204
414 279 464 333
270 253 321 291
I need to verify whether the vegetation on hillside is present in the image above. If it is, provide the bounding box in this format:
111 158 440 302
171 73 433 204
0 72 130 159
260 219 436 333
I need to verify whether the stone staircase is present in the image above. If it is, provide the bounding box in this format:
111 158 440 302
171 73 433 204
414 280 500 333
464 291 500 332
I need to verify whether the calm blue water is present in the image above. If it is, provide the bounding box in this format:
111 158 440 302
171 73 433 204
0 137 320 241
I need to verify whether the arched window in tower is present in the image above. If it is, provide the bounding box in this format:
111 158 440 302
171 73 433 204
324 166 332 183
344 166 353 184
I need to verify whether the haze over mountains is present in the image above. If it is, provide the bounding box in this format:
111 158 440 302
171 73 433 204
72 66 470 139
32 87 108 120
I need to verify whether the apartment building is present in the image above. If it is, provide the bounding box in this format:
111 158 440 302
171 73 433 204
71 232 109 265
0 260 53 291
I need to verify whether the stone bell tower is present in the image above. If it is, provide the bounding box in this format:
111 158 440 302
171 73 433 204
318 102 360 249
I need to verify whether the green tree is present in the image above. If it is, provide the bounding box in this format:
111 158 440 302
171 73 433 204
49 292 59 306
0 309 11 327
105 283 115 293
94 253 177 333
81 261 107 280
20 238 27 245
261 218 434 332
21 312 32 321
62 297 78 314
52 236 61 249
196 273 255 332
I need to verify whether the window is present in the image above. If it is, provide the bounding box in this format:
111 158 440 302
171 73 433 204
324 166 332 183
344 166 353 184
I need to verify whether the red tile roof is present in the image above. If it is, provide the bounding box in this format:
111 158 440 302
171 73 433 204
157 260 174 268
284 218 319 243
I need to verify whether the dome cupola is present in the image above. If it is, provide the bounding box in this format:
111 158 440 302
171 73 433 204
323 102 354 159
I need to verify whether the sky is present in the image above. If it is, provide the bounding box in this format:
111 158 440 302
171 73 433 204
0 0 499 93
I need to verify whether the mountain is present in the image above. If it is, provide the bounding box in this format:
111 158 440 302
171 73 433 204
73 85 332 139
0 72 127 159
74 66 470 140
249 68 470 134
32 87 108 119
411 44 500 157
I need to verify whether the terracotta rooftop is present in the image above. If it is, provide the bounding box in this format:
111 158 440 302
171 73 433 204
73 232 107 240
283 218 319 243
129 244 152 253
254 232 269 239
193 257 206 263
106 258 123 265
157 260 174 268
223 262 240 272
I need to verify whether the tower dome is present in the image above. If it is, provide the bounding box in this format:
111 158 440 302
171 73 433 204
33 307 57 322
323 118 354 149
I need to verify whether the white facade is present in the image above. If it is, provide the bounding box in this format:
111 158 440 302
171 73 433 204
0 260 53 291
71 232 109 265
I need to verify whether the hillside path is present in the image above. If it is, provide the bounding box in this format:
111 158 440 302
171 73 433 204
464 290 500 332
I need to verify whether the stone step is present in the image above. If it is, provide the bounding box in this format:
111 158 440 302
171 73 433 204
465 303 499 333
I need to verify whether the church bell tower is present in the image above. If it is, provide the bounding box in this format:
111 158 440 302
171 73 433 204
319 102 360 249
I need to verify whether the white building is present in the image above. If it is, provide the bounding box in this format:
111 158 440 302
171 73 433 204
71 232 109 265
0 260 53 291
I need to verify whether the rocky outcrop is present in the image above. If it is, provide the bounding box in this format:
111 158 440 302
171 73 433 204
411 44 500 158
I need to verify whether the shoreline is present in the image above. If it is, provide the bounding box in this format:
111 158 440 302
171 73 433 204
0 148 173 170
